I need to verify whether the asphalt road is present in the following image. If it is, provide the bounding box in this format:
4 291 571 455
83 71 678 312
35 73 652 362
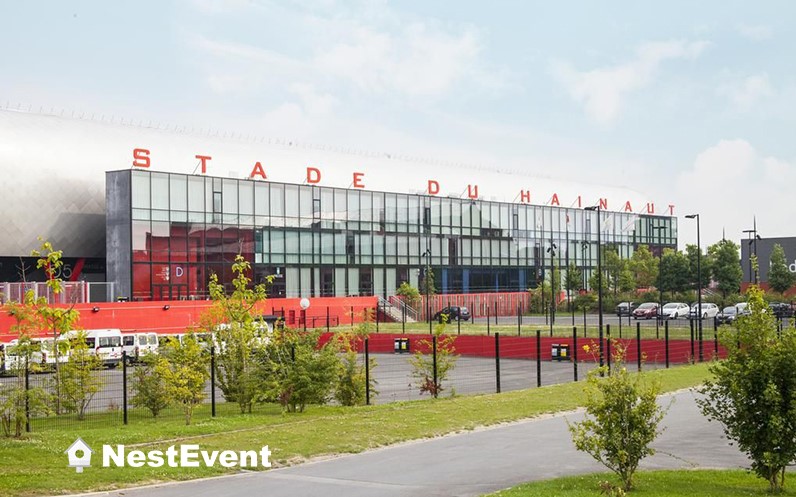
83 390 748 497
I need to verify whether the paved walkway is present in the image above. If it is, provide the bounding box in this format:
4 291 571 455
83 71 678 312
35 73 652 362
88 390 748 497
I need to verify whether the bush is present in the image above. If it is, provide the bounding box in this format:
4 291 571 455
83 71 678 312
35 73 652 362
131 355 171 417
57 334 104 420
335 330 377 406
698 285 796 493
569 343 666 492
410 320 458 398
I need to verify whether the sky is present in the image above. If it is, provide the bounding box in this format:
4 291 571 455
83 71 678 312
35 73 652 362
1 0 795 249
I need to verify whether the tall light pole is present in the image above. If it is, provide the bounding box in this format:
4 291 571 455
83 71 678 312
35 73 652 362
652 225 666 322
685 214 702 362
584 205 603 370
422 248 431 332
547 236 557 336
743 218 762 285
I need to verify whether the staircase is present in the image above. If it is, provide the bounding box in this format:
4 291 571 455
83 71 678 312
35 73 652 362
378 296 418 323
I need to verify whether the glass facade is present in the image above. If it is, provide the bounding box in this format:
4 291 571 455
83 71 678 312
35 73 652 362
111 170 677 301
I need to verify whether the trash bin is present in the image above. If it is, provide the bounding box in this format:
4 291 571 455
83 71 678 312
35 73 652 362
394 338 410 354
551 343 570 362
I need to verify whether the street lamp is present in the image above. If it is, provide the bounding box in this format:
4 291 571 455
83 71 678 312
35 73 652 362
422 248 432 332
547 237 557 337
743 220 762 285
685 214 703 362
584 205 603 370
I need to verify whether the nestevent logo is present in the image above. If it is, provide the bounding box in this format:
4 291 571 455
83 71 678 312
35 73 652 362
65 438 272 473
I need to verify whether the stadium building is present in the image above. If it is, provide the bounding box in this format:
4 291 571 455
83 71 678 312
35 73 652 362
1 109 678 301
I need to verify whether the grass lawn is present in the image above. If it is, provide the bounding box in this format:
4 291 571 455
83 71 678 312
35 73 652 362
371 320 718 340
485 469 786 496
0 363 711 496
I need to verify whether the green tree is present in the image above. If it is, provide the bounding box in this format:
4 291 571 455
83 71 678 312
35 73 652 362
205 254 270 414
603 247 623 297
420 267 437 296
698 285 796 493
628 245 658 288
685 244 713 291
410 320 458 398
658 248 689 297
569 343 666 492
131 355 172 417
395 282 421 307
564 263 583 311
618 263 636 293
335 324 378 407
58 333 104 420
1 294 52 436
160 334 209 425
259 328 339 413
768 244 795 295
709 239 743 298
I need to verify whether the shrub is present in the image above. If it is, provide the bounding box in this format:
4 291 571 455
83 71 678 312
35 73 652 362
409 320 458 398
58 334 104 420
131 355 171 417
698 285 796 493
568 343 666 492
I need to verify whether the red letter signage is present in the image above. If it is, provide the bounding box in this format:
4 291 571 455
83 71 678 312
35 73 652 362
550 193 560 206
250 162 267 180
623 201 633 212
307 167 321 184
467 184 479 199
353 172 365 189
645 203 655 214
195 155 212 174
668 204 675 215
427 180 440 195
599 198 608 210
132 148 150 168
519 190 531 203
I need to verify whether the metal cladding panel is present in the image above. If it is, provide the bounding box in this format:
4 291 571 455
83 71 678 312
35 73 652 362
0 109 661 258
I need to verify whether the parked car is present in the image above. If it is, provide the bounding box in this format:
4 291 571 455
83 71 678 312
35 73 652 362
615 302 639 317
632 302 659 319
433 306 471 323
122 332 159 363
660 302 690 320
68 329 123 368
688 302 719 319
716 304 751 325
769 302 795 318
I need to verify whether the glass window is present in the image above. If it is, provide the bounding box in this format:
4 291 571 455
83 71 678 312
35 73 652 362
271 184 285 217
285 185 299 217
239 181 254 215
321 233 334 255
347 191 360 221
132 172 150 209
360 192 372 222
151 173 169 210
188 176 204 212
270 230 284 254
132 220 151 262
169 174 187 211
254 182 269 216
222 179 238 214
285 230 299 254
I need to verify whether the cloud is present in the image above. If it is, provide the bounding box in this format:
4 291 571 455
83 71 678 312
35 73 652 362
552 39 709 125
717 73 773 111
184 5 503 100
674 139 795 246
737 24 773 41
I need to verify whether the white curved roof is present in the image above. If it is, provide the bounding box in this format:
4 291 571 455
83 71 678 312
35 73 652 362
0 109 657 257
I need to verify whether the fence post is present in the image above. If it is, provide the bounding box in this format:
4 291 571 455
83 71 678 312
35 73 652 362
714 317 719 357
517 303 521 336
211 346 216 417
618 315 622 339
583 307 587 338
494 301 498 325
487 305 491 336
351 306 354 327
402 302 406 333
365 337 370 406
326 306 330 333
495 333 501 393
665 320 670 368
375 304 379 333
605 325 611 375
636 322 642 372
25 357 30 433
573 327 578 382
432 335 438 399
122 351 128 425
689 318 695 363
535 329 542 387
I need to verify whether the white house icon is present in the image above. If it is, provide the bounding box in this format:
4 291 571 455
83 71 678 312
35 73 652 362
64 438 94 473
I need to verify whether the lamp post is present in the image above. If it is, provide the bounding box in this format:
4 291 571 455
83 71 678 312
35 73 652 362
422 248 431 332
743 219 762 285
584 205 603 370
685 214 703 362
651 225 666 325
547 237 557 337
